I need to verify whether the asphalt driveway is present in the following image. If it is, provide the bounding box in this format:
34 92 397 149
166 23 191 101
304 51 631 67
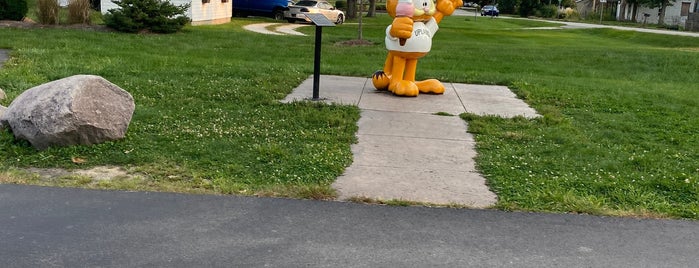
2 184 697 267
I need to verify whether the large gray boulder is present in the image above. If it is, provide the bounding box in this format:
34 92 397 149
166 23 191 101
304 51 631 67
0 75 135 150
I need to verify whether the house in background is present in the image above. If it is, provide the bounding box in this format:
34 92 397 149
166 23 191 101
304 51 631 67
617 0 698 28
101 0 232 26
577 0 698 29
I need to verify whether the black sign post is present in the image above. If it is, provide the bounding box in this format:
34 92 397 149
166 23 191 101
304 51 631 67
305 14 335 100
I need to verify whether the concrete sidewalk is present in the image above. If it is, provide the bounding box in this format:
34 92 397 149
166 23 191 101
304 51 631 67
283 75 538 208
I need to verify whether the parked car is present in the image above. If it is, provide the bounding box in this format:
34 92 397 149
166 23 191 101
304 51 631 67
480 5 499 16
284 0 345 24
232 0 290 20
463 2 478 7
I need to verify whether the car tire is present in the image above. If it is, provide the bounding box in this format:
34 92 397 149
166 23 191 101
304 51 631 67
274 10 284 21
336 14 344 25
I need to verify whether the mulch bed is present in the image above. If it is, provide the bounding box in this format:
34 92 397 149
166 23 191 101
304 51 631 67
335 39 375 46
0 19 113 32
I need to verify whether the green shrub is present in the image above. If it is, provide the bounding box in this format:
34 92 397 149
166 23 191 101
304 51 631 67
36 0 60 24
103 0 191 34
375 3 385 11
0 0 28 20
561 0 575 8
498 0 518 14
68 0 92 24
538 4 557 18
518 0 540 17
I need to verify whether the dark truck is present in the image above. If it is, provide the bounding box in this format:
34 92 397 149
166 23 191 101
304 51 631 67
232 0 291 20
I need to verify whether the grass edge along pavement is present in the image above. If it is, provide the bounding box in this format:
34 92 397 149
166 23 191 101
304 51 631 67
2 16 699 219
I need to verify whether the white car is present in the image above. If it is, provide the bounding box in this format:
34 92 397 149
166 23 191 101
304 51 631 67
284 0 345 24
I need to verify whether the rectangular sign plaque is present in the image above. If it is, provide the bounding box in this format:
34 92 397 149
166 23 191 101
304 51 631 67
305 13 336 27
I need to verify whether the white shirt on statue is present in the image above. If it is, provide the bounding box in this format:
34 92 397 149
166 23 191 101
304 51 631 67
385 17 439 53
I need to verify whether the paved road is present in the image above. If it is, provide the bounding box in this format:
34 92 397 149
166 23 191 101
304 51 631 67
1 184 697 267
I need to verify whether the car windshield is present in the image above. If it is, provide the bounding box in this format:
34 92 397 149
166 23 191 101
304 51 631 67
295 0 317 6
484 5 495 9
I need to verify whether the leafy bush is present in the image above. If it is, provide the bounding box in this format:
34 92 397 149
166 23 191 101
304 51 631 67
0 0 28 20
103 0 191 33
36 0 60 24
561 0 575 8
538 4 557 18
68 0 92 24
375 3 386 11
518 0 540 17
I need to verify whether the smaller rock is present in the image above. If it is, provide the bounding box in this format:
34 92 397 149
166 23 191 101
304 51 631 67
0 105 6 129
1 86 8 129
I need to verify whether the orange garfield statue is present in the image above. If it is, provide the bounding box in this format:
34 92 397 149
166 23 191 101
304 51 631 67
372 0 463 97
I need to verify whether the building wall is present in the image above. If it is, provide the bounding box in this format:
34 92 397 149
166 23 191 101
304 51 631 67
190 0 232 25
101 0 232 25
688 12 699 31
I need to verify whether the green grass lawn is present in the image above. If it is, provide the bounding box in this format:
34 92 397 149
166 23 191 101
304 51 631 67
1 15 698 219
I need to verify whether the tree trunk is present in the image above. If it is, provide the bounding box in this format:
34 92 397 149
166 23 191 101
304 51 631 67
367 0 377 17
657 3 667 26
592 0 596 12
347 0 357 19
358 0 364 40
618 0 627 21
631 4 637 22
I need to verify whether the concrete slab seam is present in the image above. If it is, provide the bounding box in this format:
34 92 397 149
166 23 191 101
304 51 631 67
348 163 479 173
356 77 369 106
357 133 475 143
449 83 468 114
